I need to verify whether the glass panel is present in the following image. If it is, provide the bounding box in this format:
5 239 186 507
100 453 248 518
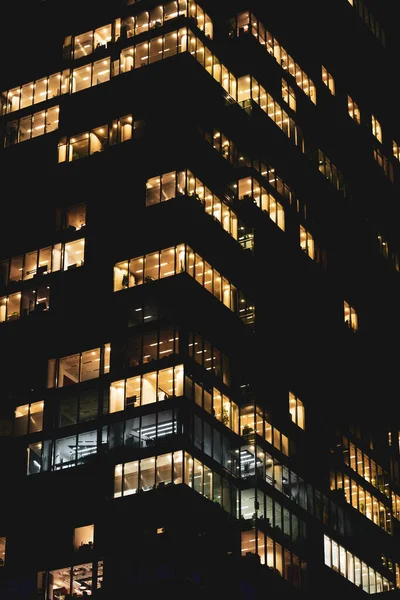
69 132 89 161
93 58 110 85
156 453 172 486
21 82 34 109
64 239 85 269
77 430 97 463
49 567 71 599
7 292 21 320
144 251 159 282
110 381 125 413
142 372 157 405
125 376 140 406
120 115 132 141
160 247 175 278
29 401 44 433
24 251 37 280
140 457 156 491
72 563 93 595
129 257 144 285
59 354 80 387
90 125 108 154
124 461 138 495
73 65 92 93
19 115 32 142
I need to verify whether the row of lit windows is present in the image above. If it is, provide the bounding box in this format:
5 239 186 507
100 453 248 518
188 332 231 386
347 0 386 46
189 376 239 433
110 365 183 412
342 436 390 497
0 238 85 288
63 0 212 62
28 430 100 473
0 286 50 323
115 450 238 516
318 149 347 196
113 244 248 319
47 343 111 388
204 128 299 212
0 13 210 116
2 22 303 173
127 326 179 367
117 28 239 99
233 12 316 105
243 445 353 538
240 444 292 493
37 560 103 598
240 403 290 457
324 535 391 593
240 488 307 544
331 471 392 534
58 115 135 162
235 177 285 231
146 169 239 241
374 148 394 183
3 106 59 147
108 409 178 450
1 73 70 115
110 410 238 475
237 76 305 151
109 364 239 433
241 529 306 587
344 301 358 331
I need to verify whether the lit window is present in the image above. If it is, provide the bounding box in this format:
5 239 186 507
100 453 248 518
393 140 400 162
74 525 94 551
348 95 360 124
14 401 44 436
344 301 358 332
299 225 315 260
372 115 382 143
289 392 305 430
47 343 110 388
0 537 5 568
321 66 335 95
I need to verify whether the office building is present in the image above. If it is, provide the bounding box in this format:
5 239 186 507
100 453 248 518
0 0 400 597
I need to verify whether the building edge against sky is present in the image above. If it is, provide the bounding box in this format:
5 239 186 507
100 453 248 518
0 0 400 598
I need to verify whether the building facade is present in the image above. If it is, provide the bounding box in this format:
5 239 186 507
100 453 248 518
0 0 400 598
